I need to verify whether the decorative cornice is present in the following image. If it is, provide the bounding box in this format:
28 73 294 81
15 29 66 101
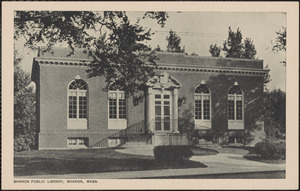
156 65 268 75
35 58 91 66
35 58 268 76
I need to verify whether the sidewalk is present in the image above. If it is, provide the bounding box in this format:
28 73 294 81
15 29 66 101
17 147 286 179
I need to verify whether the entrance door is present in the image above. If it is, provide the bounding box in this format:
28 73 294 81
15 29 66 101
154 91 172 131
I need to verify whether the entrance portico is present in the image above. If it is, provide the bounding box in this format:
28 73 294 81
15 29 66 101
146 71 187 145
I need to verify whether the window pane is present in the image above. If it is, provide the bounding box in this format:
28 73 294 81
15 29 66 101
164 117 170 131
155 117 161 130
119 98 126 119
155 94 161 99
195 100 202 119
68 138 77 145
228 86 242 94
228 100 235 119
236 100 243 120
163 94 170 99
164 106 170 116
228 95 234 100
119 92 125 99
78 138 88 146
69 80 87 90
69 96 77 118
203 100 210 120
195 84 210 93
155 105 161 116
79 96 87 118
109 98 117 119
164 101 170 105
195 95 201 100
203 95 210 100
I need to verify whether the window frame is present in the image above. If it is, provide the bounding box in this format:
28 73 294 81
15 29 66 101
194 84 211 121
67 137 88 147
154 91 172 132
108 90 127 120
227 86 244 121
67 79 88 130
68 80 88 120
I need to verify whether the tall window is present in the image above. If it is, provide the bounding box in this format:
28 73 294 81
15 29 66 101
195 84 211 120
68 79 87 119
108 90 126 119
228 85 243 120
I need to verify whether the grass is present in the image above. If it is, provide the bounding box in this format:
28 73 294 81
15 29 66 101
194 145 285 164
189 146 219 156
243 153 286 164
193 145 252 155
14 148 208 176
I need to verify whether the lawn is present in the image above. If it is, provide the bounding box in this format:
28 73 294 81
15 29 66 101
189 146 219 156
14 148 209 176
205 145 286 164
243 153 286 164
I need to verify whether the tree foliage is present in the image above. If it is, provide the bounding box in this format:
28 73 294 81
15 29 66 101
154 45 163 52
243 38 257 59
14 51 36 151
272 27 286 66
209 44 221 57
209 27 257 59
262 89 286 140
14 11 168 95
166 30 185 53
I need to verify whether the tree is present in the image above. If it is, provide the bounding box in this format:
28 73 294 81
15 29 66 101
209 44 221 57
262 89 286 141
154 45 163 52
272 27 286 66
14 11 168 95
243 38 257 59
190 52 198 56
222 27 244 58
166 30 185 53
209 27 257 59
14 51 36 151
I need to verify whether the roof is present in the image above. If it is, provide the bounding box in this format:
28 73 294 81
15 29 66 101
32 47 266 82
36 47 264 68
38 47 91 61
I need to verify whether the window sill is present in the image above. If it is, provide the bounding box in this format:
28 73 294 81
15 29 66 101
228 120 244 130
108 119 127 130
68 119 88 129
195 120 212 129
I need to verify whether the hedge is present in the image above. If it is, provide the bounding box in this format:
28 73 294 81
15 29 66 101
153 145 193 164
254 141 286 160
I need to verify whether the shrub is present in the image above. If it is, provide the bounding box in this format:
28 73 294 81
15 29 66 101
153 145 193 164
14 134 35 152
254 141 285 160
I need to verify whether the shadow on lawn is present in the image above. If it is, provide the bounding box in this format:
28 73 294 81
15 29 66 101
14 149 207 176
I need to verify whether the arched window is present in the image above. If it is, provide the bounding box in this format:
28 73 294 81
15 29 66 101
195 84 211 120
68 79 88 119
228 85 243 120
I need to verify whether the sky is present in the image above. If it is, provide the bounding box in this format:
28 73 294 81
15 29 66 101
16 11 286 91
